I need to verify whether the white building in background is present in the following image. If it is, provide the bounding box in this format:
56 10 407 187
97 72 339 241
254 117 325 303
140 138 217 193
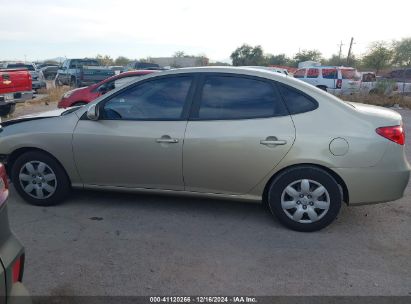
150 57 209 68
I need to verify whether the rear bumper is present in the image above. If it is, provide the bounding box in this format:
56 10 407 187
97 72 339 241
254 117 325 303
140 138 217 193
334 142 411 205
334 166 410 205
0 91 33 105
9 282 31 303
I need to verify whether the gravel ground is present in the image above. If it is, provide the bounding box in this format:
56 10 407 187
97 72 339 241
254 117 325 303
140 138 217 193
5 105 411 296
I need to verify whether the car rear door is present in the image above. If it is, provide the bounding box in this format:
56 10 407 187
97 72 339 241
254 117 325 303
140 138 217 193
73 74 194 190
183 73 295 195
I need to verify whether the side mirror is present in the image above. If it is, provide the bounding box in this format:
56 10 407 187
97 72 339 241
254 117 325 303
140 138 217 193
86 104 99 121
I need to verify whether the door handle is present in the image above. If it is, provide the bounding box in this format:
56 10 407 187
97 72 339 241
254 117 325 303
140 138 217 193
156 135 179 144
260 136 287 146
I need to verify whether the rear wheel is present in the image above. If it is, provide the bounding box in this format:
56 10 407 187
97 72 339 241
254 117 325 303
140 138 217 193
0 103 16 116
70 77 77 88
267 166 342 232
316 85 327 91
11 151 71 206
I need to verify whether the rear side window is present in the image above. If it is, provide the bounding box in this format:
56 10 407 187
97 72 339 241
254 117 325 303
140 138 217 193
196 76 288 120
278 85 318 114
294 69 306 78
307 68 319 78
322 68 337 79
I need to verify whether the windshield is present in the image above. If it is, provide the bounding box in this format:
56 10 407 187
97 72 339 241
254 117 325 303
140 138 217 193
71 60 99 67
6 63 35 71
341 68 361 81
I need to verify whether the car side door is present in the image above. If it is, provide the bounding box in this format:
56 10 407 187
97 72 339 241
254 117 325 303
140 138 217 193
72 74 195 190
183 73 296 195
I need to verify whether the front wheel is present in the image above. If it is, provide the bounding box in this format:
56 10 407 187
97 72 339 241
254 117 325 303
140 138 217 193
267 166 342 232
11 151 71 206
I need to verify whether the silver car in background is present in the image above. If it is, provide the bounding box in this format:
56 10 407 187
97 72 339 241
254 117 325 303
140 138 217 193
0 67 409 231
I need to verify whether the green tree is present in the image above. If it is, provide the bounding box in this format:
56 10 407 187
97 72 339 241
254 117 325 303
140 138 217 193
362 42 392 74
393 38 411 66
230 44 265 66
293 49 322 63
322 54 343 66
95 54 114 66
265 53 292 66
114 56 130 66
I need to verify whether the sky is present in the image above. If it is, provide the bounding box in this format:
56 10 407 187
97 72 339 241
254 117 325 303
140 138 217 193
0 0 410 63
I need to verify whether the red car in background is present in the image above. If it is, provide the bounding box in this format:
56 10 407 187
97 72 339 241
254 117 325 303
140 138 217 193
57 70 155 108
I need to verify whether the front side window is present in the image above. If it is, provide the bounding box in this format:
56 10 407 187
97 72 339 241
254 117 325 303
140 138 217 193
196 76 287 120
294 69 306 78
102 76 192 120
278 84 318 115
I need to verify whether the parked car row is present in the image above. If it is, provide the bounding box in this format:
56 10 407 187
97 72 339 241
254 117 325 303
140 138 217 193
1 62 46 92
294 65 411 96
54 59 115 88
57 70 155 108
293 66 362 95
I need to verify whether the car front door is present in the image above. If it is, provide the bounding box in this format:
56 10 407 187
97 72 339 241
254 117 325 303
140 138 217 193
183 74 295 195
72 74 194 190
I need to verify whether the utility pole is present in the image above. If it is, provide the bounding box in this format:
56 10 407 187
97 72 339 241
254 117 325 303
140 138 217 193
338 41 344 60
347 37 354 65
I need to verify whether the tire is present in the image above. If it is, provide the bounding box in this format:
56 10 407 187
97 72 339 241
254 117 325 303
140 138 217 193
316 85 327 91
54 76 63 87
70 77 79 88
11 151 71 206
267 166 342 232
0 103 16 116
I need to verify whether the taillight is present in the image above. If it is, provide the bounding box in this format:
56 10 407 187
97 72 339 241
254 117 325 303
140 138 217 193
12 255 24 283
336 79 342 89
0 164 9 207
376 125 405 145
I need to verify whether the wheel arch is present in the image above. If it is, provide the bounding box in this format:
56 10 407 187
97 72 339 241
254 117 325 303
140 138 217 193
316 85 328 91
72 101 88 106
6 147 72 184
262 163 349 206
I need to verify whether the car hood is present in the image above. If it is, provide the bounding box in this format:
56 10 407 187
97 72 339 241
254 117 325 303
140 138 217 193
0 107 80 127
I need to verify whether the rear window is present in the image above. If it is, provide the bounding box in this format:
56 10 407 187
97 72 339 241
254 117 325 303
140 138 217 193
294 69 306 78
6 63 35 71
362 73 376 82
322 68 337 79
70 60 99 68
196 76 288 120
341 69 361 81
307 68 319 78
278 84 318 115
